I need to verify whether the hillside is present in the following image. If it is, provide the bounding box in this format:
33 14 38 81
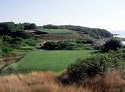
0 22 113 41
41 25 113 39
37 28 80 40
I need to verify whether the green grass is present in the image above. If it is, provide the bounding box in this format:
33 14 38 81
13 50 93 72
38 28 72 34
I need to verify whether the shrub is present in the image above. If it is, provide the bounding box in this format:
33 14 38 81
102 39 122 52
42 41 56 50
42 40 95 50
58 41 78 50
1 45 13 57
24 38 38 46
93 45 102 50
23 23 37 30
10 37 22 48
75 38 94 44
86 40 94 44
75 38 86 44
42 41 78 50
60 51 125 84
2 36 22 48
2 35 12 43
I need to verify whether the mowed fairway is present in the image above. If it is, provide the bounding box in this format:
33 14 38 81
14 50 92 72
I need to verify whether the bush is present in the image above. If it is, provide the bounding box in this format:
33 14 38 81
102 39 122 52
24 38 38 46
42 41 55 50
2 35 12 43
75 38 94 44
75 38 86 44
10 37 22 46
1 45 13 57
3 36 22 48
60 51 125 84
42 39 95 50
93 45 102 50
86 40 94 44
58 41 78 50
42 41 78 50
23 23 37 30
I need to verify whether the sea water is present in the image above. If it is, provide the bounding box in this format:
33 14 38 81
111 31 125 45
122 41 125 45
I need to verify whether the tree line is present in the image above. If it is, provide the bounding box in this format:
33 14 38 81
0 22 37 38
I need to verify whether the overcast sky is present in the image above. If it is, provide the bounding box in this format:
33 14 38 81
1 0 125 31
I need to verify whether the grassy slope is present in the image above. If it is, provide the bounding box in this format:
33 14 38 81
38 28 72 34
13 50 92 72
37 28 82 40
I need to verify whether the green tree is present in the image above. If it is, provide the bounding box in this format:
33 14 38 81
23 23 37 30
102 39 122 52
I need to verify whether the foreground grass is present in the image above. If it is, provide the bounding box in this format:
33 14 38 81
13 50 92 72
0 72 124 92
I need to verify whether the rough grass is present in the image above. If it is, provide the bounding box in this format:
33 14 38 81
13 50 92 72
37 28 82 40
0 71 124 92
38 28 72 34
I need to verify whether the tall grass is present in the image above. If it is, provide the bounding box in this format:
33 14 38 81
0 71 124 92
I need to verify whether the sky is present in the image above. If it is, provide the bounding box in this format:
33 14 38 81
1 0 125 31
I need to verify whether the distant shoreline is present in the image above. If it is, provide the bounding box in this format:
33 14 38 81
113 34 125 36
112 31 125 40
118 37 125 41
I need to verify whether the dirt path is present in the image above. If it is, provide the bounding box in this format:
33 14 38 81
0 56 24 72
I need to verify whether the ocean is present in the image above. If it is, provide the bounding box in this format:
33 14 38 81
111 31 125 45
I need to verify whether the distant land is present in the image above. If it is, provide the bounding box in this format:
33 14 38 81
111 31 125 45
111 30 125 38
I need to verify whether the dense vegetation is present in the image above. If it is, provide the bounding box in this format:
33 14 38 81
0 22 35 38
102 39 122 52
0 22 39 57
59 50 125 84
42 39 94 50
0 22 113 40
0 22 124 75
42 41 78 50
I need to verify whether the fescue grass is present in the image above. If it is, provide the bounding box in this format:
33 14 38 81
13 50 92 72
0 71 124 92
